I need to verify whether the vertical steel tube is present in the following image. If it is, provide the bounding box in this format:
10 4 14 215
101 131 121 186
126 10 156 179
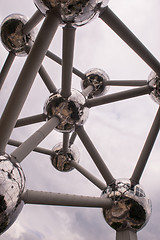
61 25 76 98
0 13 59 152
116 230 137 240
63 132 70 155
11 117 59 163
0 52 15 90
76 126 115 185
130 106 160 185
100 7 160 75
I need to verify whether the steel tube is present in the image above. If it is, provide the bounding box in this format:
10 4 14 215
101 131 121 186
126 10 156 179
130 106 160 185
100 7 160 75
70 160 106 190
69 131 77 146
0 13 59 152
116 230 137 240
8 139 55 156
11 117 59 163
61 25 76 98
22 189 113 208
15 113 46 128
85 85 152 108
23 10 44 34
46 51 85 79
105 80 148 86
0 52 15 90
76 126 115 185
39 65 57 93
82 85 94 97
63 132 70 155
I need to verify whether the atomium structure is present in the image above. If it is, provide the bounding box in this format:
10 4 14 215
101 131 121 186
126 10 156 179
0 0 159 239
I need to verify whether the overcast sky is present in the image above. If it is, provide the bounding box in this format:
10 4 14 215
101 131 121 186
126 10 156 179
0 0 160 239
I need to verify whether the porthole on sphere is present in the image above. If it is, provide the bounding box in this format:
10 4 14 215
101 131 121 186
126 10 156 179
34 0 109 27
51 143 80 172
101 179 151 232
148 71 160 105
44 89 89 132
0 153 25 235
81 68 110 98
0 14 35 56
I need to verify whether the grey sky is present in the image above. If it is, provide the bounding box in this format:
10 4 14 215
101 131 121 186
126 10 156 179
0 0 160 239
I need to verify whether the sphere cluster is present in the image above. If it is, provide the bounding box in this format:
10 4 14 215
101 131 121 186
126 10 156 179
102 179 151 232
0 153 25 234
82 68 110 98
148 71 160 105
34 0 109 26
44 89 89 132
0 14 34 56
51 143 79 172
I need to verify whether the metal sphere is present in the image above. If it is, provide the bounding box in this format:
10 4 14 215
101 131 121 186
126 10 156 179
0 14 35 56
44 89 89 132
148 71 160 105
0 153 25 234
81 68 110 98
51 143 80 172
34 0 109 27
102 179 151 232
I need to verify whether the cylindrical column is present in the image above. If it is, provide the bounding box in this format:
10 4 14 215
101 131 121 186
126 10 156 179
23 10 44 34
22 190 113 208
61 25 76 98
0 52 15 90
76 126 115 185
15 113 46 128
11 117 59 163
0 12 60 152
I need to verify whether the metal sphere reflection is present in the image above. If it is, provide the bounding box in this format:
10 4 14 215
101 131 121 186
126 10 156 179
148 71 160 105
82 68 110 98
0 153 25 234
51 143 79 172
0 14 35 56
102 179 151 232
44 89 89 132
34 0 109 27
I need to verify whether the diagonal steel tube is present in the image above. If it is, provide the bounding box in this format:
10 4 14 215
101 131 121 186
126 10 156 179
130 106 160 185
23 10 44 34
100 7 160 75
0 52 15 90
69 131 77 146
76 126 115 185
63 132 70 155
39 65 57 93
81 85 94 98
85 85 152 108
15 113 46 128
22 189 113 208
11 117 59 163
61 25 76 98
70 160 106 190
105 80 148 87
8 139 55 156
46 50 85 79
0 12 60 152
116 230 138 240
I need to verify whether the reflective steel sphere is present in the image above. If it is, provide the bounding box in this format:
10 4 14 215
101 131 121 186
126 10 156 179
0 14 35 56
34 0 109 27
148 71 160 105
51 143 79 172
44 89 89 132
102 179 151 232
0 153 25 234
82 68 110 98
